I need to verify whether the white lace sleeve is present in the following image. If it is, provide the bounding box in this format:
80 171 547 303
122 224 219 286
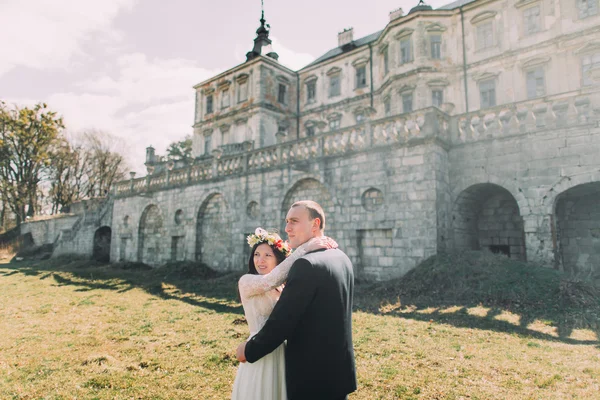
238 244 308 298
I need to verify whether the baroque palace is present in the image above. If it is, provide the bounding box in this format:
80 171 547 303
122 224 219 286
22 0 600 280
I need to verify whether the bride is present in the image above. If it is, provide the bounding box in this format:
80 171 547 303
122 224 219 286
231 228 336 400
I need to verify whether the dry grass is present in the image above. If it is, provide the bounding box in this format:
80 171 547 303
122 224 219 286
0 253 599 399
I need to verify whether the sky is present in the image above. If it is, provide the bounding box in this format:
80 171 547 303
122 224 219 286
0 0 449 173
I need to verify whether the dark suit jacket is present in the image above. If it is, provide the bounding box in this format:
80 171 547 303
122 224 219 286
245 248 357 400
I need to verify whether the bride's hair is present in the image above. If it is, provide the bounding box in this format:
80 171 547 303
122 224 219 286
247 242 287 275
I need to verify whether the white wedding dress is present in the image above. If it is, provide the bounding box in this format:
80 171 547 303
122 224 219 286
231 244 308 400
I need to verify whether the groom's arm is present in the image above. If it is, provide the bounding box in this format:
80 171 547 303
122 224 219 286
244 257 318 363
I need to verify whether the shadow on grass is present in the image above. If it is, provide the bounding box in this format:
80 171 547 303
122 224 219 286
1 251 599 346
354 251 600 346
1 257 244 316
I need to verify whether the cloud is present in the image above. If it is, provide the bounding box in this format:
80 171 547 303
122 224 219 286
0 0 136 77
38 53 219 173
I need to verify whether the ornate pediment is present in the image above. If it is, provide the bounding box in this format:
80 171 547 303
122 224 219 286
521 56 551 69
378 42 389 54
326 66 342 76
427 78 450 87
575 42 600 55
235 73 249 84
514 0 540 9
394 27 414 39
398 84 416 93
276 74 290 84
471 11 497 24
327 112 342 121
303 74 318 83
425 22 447 32
217 80 231 90
202 128 213 137
201 86 215 95
472 71 500 81
352 57 369 67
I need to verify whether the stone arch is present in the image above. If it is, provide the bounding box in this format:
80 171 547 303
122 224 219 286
541 170 600 215
138 204 164 265
452 175 528 216
554 181 600 277
92 226 111 263
452 183 526 260
281 178 336 235
196 193 233 271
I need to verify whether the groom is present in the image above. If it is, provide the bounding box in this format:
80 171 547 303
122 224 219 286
236 200 357 399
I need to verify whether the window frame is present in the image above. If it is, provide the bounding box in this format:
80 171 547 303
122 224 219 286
277 83 287 104
402 92 413 113
329 74 341 98
525 66 546 99
355 65 367 89
431 89 444 108
476 20 495 50
523 4 541 35
430 34 442 60
206 94 214 115
578 0 599 19
479 79 497 109
306 80 316 104
400 36 413 64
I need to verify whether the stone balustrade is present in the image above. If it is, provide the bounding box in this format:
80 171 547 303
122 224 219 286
111 93 597 197
113 107 450 197
451 92 599 144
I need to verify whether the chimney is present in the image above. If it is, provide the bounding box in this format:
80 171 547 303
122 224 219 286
338 28 354 48
389 8 404 21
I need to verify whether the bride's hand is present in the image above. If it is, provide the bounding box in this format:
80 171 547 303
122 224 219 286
305 236 338 252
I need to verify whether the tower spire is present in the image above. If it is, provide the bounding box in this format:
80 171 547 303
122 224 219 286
246 0 279 62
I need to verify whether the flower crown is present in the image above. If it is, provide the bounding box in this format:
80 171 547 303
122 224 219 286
246 228 292 257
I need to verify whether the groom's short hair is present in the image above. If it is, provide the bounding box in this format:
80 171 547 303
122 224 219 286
291 200 325 231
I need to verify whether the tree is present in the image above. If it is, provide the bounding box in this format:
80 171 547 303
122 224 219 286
166 135 192 162
0 102 63 225
82 130 128 198
47 137 88 214
46 130 128 211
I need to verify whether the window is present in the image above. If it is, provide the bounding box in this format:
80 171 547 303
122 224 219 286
402 93 413 113
278 83 287 104
238 82 248 103
306 81 316 103
306 126 315 137
582 53 600 86
524 5 541 35
526 67 545 98
477 21 494 50
206 94 213 114
384 97 391 116
329 119 341 130
221 89 230 109
432 89 444 107
383 47 389 75
479 79 496 108
329 75 341 97
356 66 367 88
204 135 212 155
578 0 599 18
430 35 442 59
400 37 413 64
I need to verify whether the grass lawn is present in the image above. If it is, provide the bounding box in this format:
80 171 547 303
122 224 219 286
0 252 599 399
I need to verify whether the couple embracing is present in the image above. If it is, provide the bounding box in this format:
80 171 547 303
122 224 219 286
232 200 357 400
